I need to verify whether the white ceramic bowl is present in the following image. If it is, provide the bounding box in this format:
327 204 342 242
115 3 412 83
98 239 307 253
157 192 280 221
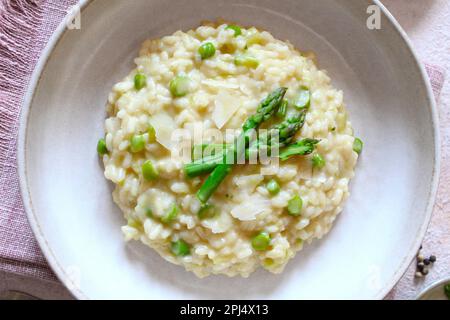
18 0 439 299
417 278 450 300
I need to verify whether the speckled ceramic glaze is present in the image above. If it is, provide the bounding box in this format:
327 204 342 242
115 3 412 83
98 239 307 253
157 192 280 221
18 0 439 299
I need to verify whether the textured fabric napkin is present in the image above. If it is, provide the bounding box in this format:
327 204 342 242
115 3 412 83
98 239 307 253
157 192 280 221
0 0 78 281
0 0 446 289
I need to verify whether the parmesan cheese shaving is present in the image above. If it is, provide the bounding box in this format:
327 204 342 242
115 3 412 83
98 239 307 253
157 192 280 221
149 112 177 150
212 91 241 129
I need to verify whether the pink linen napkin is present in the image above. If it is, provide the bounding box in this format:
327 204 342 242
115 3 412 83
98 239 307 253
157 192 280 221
0 0 446 287
0 0 78 281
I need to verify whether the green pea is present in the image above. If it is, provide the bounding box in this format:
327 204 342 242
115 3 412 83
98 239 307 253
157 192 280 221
353 137 363 155
142 160 158 181
130 134 146 153
171 239 190 256
134 73 147 90
234 54 259 68
161 203 179 224
97 138 108 155
198 203 217 220
198 42 216 59
293 86 310 110
266 179 280 195
225 24 242 37
251 232 271 251
312 153 325 169
147 124 156 143
287 195 303 216
169 75 190 97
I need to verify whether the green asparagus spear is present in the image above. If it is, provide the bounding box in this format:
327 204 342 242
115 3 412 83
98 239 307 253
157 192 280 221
186 136 316 178
274 111 307 145
196 164 232 203
242 87 288 132
185 144 232 178
279 138 320 161
191 143 227 161
276 99 288 118
185 106 307 177
185 154 223 178
246 110 307 158
196 87 287 203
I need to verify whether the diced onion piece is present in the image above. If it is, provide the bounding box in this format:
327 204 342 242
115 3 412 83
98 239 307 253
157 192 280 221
149 112 177 150
212 91 241 129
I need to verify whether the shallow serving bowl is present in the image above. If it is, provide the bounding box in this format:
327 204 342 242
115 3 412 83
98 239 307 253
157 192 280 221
417 277 450 300
18 0 439 299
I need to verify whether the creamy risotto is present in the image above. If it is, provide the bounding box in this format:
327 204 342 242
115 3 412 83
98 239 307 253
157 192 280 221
98 24 361 277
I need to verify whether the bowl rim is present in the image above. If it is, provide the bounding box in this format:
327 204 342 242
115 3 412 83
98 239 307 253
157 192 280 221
417 277 450 300
17 0 440 300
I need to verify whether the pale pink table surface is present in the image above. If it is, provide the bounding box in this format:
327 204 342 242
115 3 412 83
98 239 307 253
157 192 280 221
0 0 448 299
382 0 450 300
